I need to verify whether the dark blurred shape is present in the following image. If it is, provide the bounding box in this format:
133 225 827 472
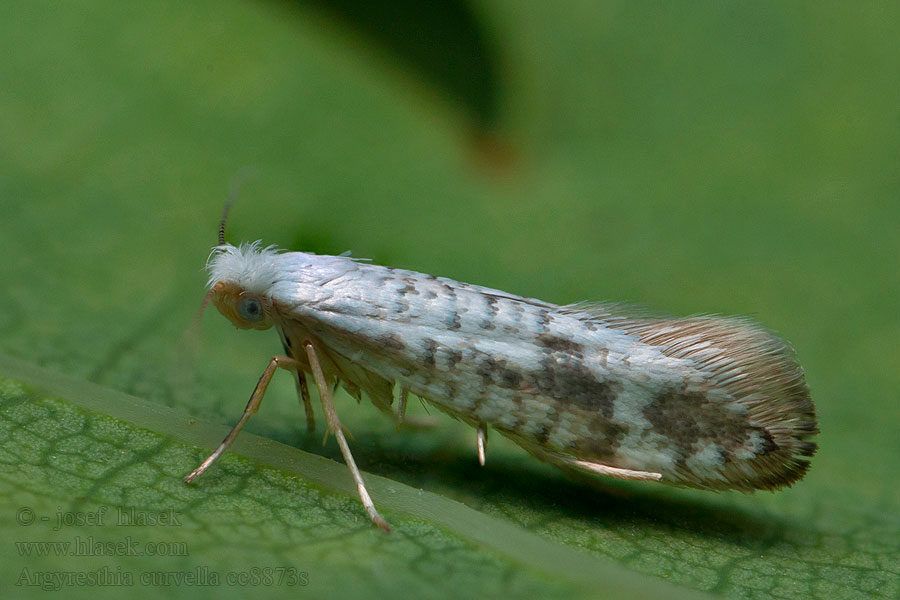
294 0 503 131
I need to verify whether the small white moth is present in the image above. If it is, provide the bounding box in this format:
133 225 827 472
185 207 817 531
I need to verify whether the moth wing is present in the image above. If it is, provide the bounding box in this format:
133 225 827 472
559 301 817 491
328 352 397 415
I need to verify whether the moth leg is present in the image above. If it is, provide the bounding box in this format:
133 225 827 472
396 388 407 426
303 340 390 532
545 449 663 482
294 371 316 433
281 338 315 432
476 424 488 466
565 459 663 482
184 355 304 484
512 439 663 483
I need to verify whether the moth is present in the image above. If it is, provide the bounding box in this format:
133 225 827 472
185 208 818 531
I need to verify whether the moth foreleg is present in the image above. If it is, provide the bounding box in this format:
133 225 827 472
184 355 304 484
302 340 390 532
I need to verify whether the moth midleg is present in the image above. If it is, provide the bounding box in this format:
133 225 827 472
396 388 407 426
281 339 315 432
302 340 390 532
476 424 488 466
184 355 305 484
294 371 315 433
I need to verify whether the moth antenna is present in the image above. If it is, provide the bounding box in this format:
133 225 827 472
217 200 232 246
218 166 259 246
183 286 218 353
196 285 217 322
172 285 222 410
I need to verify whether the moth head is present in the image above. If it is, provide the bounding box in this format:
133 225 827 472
208 280 274 331
205 242 282 331
205 195 280 330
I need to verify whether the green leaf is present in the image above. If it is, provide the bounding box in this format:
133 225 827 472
1 1 898 598
1 354 691 599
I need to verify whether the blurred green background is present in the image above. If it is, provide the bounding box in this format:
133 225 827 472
1 1 898 598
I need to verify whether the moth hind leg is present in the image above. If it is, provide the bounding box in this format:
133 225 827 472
564 458 663 482
505 434 663 484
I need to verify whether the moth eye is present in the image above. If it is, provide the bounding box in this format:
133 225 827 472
237 297 264 322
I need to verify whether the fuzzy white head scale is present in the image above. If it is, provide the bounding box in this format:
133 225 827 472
206 241 283 296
